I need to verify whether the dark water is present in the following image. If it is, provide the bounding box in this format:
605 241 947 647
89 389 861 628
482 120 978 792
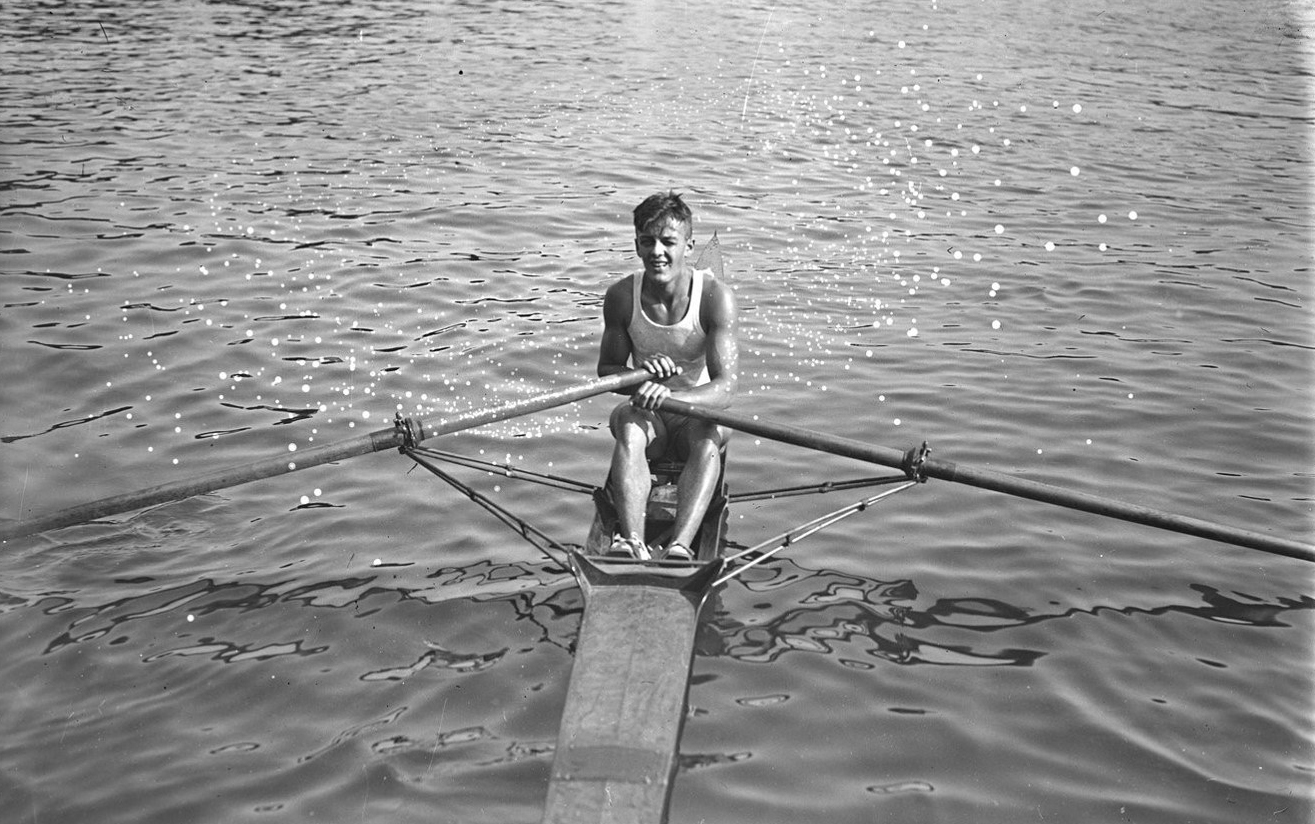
1 1 1312 822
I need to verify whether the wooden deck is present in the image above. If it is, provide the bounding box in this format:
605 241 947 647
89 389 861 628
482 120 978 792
541 553 724 824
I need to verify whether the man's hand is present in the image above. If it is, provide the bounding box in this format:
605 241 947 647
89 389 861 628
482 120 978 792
639 354 680 380
632 355 681 410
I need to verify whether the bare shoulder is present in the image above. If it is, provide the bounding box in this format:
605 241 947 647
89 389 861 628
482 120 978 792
602 276 634 324
701 273 737 326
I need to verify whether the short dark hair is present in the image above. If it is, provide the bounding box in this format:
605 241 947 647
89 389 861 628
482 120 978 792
633 191 693 237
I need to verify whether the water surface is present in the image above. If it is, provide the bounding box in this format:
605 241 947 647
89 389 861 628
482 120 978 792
1 1 1312 822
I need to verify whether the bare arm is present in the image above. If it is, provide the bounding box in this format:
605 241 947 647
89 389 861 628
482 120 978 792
672 278 738 408
596 279 635 381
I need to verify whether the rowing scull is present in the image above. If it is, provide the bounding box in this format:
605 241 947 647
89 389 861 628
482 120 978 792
407 440 912 824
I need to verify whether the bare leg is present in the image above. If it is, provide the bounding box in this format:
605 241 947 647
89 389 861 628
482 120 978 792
668 422 726 550
608 404 657 541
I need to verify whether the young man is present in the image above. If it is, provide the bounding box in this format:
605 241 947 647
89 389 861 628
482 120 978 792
596 192 739 560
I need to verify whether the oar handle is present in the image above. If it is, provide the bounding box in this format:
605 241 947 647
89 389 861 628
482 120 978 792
0 369 653 541
658 397 1315 563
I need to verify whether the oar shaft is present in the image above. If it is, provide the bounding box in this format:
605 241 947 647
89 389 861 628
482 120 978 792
413 368 650 441
1 430 397 541
660 396 908 469
922 459 1314 562
1 369 652 541
660 398 1315 563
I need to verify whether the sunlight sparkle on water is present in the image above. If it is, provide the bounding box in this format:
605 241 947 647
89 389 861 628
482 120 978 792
49 21 1133 468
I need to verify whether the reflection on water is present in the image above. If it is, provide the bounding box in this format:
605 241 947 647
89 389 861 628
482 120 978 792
701 560 1315 674
37 554 1308 677
710 567 1045 667
6 534 1313 824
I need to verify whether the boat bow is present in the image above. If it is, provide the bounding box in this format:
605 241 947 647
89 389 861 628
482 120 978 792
542 552 725 824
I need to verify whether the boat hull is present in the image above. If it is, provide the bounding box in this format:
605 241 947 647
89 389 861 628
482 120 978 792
542 554 724 824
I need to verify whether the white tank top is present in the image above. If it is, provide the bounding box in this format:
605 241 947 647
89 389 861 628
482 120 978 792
628 267 711 391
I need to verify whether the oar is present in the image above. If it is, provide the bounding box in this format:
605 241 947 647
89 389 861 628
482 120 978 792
0 369 654 542
659 398 1315 564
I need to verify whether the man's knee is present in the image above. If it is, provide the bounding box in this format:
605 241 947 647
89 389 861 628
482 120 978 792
610 403 642 433
696 419 730 445
610 403 662 448
683 421 730 458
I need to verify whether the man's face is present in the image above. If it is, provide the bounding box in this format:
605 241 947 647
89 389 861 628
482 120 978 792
635 218 693 284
